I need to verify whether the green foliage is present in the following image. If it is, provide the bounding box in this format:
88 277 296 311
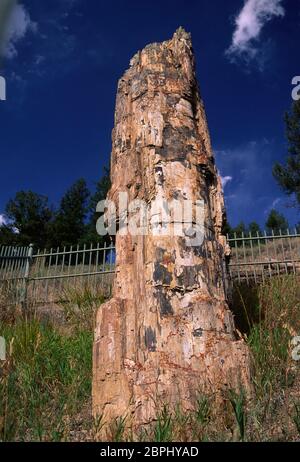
194 395 211 426
224 221 262 240
222 218 233 237
50 178 90 248
248 221 262 236
173 403 191 434
154 405 173 442
0 318 92 441
273 100 300 206
89 167 111 215
109 416 127 442
0 166 111 249
224 220 262 240
228 389 246 441
0 224 17 246
233 221 247 237
241 276 300 397
5 191 53 247
249 325 291 397
266 209 289 234
83 167 111 246
1 275 300 442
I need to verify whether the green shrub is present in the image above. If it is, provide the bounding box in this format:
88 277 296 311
0 318 92 441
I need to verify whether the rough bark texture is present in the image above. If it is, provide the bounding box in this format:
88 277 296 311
93 28 251 429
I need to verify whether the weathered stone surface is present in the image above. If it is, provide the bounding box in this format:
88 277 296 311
93 28 251 430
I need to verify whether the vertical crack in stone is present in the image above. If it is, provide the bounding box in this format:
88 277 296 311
93 27 251 430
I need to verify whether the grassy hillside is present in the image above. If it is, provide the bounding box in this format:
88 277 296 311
0 276 300 441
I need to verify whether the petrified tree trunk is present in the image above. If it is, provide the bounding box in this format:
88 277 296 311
93 28 251 429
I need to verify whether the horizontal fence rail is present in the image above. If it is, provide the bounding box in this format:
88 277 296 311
0 244 32 281
0 244 33 306
0 229 299 307
227 229 300 284
0 242 115 307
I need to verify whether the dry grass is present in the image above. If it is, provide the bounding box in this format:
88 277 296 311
1 275 300 441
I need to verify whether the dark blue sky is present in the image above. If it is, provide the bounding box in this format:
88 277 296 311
0 0 299 228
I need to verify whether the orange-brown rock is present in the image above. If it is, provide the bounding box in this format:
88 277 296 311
93 28 251 430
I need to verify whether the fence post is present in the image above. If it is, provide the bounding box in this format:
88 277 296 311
21 244 34 311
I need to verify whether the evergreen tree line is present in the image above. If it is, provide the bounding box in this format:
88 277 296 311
1 98 299 249
0 168 111 249
223 209 295 239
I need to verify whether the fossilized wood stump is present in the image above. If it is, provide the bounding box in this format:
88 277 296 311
93 28 251 429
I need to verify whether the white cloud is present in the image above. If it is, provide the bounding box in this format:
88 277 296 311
3 3 37 59
0 214 19 233
271 197 281 209
0 214 7 226
221 176 233 189
226 0 285 63
264 197 281 215
215 139 275 222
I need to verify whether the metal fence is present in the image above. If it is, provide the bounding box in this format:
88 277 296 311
0 229 299 307
0 242 115 307
0 244 33 307
227 229 300 284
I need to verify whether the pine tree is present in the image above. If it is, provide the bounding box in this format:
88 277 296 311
233 222 247 237
273 100 300 207
83 167 111 246
50 179 90 247
248 221 262 236
5 191 53 248
222 219 233 238
266 209 289 234
0 224 18 246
